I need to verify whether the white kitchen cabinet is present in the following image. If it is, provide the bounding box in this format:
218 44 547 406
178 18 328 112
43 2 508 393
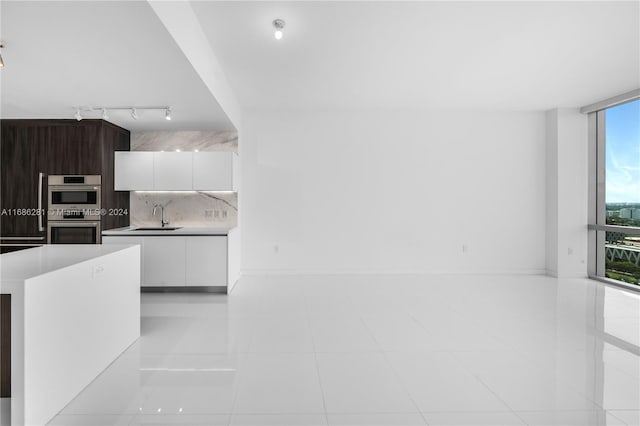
192 152 236 191
153 152 193 190
102 233 233 288
101 236 145 283
114 152 154 190
114 151 237 191
143 236 186 286
185 237 227 286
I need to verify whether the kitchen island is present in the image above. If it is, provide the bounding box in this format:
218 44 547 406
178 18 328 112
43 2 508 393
0 244 140 426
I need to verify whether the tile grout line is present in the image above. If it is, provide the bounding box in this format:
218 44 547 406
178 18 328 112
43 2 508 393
447 350 529 425
606 409 633 426
307 315 331 426
357 313 430 425
225 352 249 426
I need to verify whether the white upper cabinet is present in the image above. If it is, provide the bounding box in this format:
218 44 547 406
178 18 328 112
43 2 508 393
114 152 154 190
154 152 193 190
114 151 237 191
193 152 236 191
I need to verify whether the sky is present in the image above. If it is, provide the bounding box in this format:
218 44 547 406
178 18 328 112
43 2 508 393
606 99 640 204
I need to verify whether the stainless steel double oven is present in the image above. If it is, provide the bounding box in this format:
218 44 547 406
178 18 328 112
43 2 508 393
47 175 102 244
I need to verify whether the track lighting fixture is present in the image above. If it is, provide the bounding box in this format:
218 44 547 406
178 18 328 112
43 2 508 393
72 106 172 121
273 19 285 40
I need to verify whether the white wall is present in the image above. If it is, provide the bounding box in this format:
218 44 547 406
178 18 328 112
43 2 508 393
240 109 547 274
546 108 589 278
546 110 559 274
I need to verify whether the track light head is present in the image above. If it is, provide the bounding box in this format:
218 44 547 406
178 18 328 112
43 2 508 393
0 44 4 68
273 19 285 40
74 106 171 121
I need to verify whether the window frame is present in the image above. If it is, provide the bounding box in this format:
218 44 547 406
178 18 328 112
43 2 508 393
586 92 640 291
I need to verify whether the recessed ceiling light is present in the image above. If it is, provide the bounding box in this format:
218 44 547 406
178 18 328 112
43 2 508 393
273 19 285 40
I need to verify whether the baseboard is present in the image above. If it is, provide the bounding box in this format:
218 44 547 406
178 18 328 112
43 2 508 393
545 270 590 279
240 268 547 276
141 286 227 294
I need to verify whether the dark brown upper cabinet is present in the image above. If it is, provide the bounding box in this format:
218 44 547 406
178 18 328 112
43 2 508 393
0 124 49 238
0 119 131 240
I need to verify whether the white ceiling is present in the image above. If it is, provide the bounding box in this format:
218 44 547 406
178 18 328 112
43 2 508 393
1 1 638 130
0 1 235 131
192 1 640 111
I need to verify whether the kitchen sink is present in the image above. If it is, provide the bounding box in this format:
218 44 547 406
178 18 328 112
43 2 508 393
133 227 182 231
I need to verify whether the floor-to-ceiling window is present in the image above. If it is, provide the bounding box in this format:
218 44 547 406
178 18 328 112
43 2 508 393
589 95 640 288
604 99 640 285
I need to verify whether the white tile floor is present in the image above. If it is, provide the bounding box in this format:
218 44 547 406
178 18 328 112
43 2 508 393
42 274 639 425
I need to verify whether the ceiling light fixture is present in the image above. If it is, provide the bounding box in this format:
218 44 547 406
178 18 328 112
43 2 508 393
273 19 285 40
72 106 172 121
0 44 4 68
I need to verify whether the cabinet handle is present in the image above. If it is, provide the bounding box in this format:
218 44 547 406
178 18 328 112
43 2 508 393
38 172 45 232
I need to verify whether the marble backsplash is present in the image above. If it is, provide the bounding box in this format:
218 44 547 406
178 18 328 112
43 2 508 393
131 131 238 152
130 191 237 228
128 131 239 228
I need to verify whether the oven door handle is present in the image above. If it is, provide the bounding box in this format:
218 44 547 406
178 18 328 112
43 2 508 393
48 221 100 227
38 172 45 232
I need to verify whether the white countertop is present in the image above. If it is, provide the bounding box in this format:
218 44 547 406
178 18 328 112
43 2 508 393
0 244 137 287
102 226 235 236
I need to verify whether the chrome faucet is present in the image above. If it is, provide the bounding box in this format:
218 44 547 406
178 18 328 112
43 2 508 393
152 204 170 227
